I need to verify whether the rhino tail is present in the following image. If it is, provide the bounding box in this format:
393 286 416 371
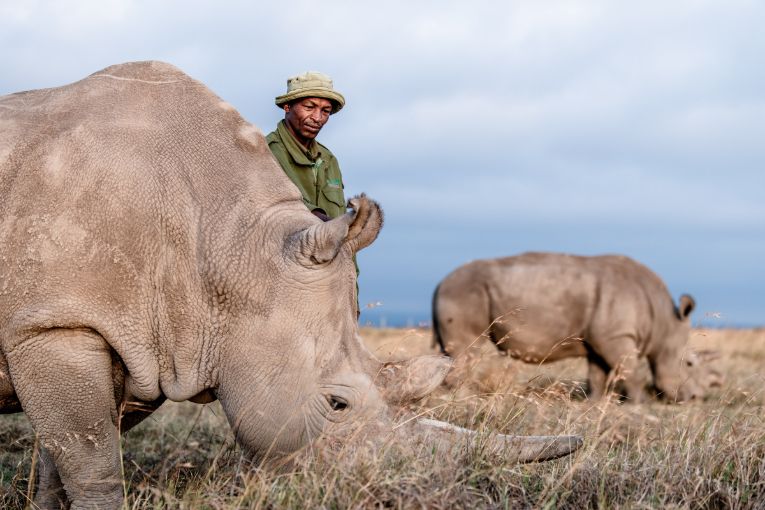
431 282 447 354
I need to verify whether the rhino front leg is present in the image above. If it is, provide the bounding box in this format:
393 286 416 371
591 335 646 404
585 348 610 400
34 446 68 509
7 328 123 509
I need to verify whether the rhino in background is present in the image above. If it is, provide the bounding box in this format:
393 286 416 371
433 252 722 403
0 62 581 509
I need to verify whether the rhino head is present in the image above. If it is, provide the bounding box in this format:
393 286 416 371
212 195 581 463
650 295 723 402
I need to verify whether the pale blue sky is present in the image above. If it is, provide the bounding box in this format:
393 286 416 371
2 1 763 326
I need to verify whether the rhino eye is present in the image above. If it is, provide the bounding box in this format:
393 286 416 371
327 395 348 411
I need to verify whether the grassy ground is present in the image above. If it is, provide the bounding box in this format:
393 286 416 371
1 328 763 509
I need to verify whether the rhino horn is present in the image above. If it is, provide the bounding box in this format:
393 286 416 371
706 368 724 388
290 194 383 266
416 418 583 463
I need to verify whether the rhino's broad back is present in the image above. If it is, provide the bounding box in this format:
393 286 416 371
0 61 306 401
451 252 679 358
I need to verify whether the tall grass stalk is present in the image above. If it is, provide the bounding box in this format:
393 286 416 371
1 327 763 508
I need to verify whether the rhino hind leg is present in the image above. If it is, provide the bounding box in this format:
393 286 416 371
6 328 124 509
439 322 495 389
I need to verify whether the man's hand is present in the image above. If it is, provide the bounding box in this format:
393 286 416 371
311 208 331 222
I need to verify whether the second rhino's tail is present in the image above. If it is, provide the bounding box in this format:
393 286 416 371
432 283 448 355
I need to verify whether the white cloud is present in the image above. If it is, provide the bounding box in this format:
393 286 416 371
2 0 764 324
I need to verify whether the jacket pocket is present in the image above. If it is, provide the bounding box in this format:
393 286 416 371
321 186 346 208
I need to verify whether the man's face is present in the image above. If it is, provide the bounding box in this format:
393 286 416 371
284 97 334 147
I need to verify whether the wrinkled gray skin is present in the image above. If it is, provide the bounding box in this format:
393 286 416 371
0 63 581 509
433 252 722 403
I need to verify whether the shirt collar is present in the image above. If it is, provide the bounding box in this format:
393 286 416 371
277 120 322 165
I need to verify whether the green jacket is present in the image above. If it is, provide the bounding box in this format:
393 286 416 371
266 120 346 219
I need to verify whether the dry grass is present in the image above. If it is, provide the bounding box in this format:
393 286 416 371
1 328 764 509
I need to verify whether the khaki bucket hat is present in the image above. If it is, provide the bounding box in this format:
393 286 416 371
275 71 345 114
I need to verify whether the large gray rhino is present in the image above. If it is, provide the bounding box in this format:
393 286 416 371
0 63 581 509
433 252 721 402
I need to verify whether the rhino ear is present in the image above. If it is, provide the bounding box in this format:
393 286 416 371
377 355 452 405
290 213 354 266
345 194 384 254
677 294 695 320
289 194 384 267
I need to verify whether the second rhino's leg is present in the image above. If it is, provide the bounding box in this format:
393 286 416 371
590 334 646 404
7 328 124 510
585 348 610 400
441 331 493 388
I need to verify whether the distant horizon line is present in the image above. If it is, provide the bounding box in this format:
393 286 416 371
358 310 764 330
359 321 764 330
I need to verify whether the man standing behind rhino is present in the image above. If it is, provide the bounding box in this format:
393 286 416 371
267 72 361 312
267 71 347 222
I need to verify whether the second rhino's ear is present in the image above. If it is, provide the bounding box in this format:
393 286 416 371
289 194 384 267
677 294 696 320
377 355 452 405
